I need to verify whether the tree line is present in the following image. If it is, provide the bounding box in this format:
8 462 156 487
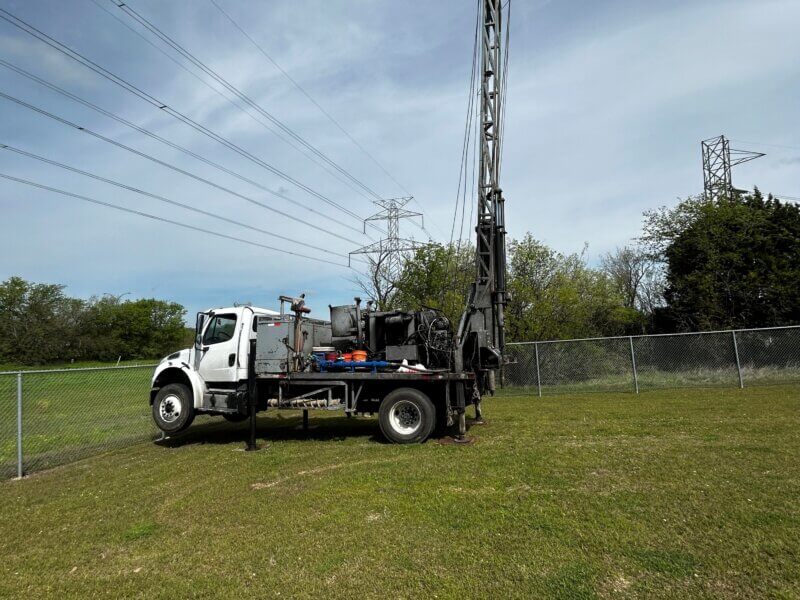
357 188 800 341
0 277 189 365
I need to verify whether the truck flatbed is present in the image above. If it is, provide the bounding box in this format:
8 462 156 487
256 371 475 381
250 366 474 438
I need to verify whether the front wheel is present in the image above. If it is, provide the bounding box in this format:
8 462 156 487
378 388 435 444
152 383 195 434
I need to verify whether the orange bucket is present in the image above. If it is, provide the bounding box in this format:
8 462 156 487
342 352 353 361
352 350 367 362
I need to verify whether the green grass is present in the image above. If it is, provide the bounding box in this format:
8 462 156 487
1 386 799 598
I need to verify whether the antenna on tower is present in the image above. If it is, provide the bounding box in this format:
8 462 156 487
701 135 765 201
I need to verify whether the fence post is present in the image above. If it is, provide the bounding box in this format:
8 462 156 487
732 330 744 388
629 336 639 394
16 372 23 478
534 342 542 398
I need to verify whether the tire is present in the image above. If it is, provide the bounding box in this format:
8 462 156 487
223 413 248 423
152 383 195 434
378 388 435 444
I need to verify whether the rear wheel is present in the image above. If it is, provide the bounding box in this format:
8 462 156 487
378 388 435 444
152 383 195 434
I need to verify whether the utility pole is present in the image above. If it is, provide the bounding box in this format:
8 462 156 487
350 197 427 292
701 135 764 201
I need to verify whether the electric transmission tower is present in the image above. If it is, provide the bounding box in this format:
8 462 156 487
350 197 427 283
701 135 764 201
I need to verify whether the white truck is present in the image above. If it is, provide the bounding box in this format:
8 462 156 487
150 304 277 431
150 298 476 444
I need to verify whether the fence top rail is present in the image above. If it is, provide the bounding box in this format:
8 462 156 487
506 324 800 346
0 363 158 376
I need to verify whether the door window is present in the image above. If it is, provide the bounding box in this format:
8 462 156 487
202 314 237 345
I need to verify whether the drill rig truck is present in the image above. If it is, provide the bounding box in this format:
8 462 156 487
149 0 509 444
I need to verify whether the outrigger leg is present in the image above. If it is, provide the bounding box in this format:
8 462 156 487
474 399 484 424
246 382 258 451
245 340 260 451
453 383 472 444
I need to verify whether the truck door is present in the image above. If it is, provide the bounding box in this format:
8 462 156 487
197 312 240 385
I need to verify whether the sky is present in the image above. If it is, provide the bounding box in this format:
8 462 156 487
1 0 798 321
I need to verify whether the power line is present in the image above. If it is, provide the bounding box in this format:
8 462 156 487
0 59 365 240
0 90 360 244
0 142 358 260
0 7 382 235
450 0 481 250
86 0 383 207
498 0 511 180
440 0 481 304
108 0 389 209
207 0 423 211
729 139 800 153
87 0 220 92
0 172 349 268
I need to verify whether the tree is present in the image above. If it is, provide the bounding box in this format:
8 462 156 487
647 190 800 330
85 296 186 360
0 277 188 365
387 235 642 341
600 245 664 319
505 234 640 341
392 243 474 326
350 244 402 311
0 277 78 364
640 195 710 259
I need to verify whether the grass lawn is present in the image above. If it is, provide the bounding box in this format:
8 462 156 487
0 386 798 598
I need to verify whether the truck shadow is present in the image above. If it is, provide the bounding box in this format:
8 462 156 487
155 413 386 448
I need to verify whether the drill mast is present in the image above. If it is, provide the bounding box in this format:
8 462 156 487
456 0 508 380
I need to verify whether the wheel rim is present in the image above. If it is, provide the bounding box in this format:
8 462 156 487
159 394 182 423
389 400 422 435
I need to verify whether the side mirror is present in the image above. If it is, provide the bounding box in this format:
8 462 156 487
195 312 208 350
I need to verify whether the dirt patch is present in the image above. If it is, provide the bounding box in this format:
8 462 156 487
251 456 411 490
437 435 479 446
598 573 634 598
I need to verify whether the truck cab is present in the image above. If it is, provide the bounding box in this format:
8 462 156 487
150 305 278 433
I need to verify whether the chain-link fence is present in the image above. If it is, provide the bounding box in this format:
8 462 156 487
504 325 800 396
2 325 799 479
0 365 157 479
